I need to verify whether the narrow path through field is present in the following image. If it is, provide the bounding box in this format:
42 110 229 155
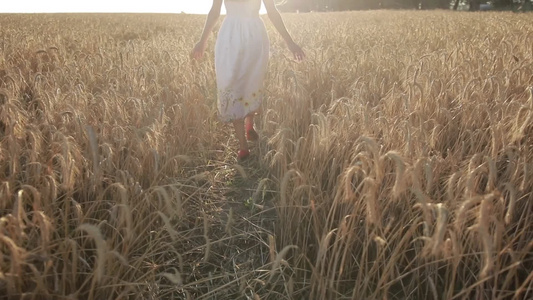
178 125 280 299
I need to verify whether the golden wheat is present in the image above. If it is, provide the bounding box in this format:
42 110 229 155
0 10 531 300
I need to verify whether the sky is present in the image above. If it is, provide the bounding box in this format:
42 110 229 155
0 0 267 14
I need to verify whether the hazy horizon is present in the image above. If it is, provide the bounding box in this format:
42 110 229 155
0 0 268 14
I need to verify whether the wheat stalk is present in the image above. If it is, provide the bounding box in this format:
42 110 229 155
76 223 107 295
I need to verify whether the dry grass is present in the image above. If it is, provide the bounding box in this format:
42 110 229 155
0 10 532 300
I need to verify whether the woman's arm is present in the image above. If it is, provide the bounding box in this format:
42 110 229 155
191 0 223 60
263 0 305 61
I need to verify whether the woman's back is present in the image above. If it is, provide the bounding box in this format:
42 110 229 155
224 0 262 18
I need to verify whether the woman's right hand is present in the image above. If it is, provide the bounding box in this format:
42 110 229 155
191 41 207 60
287 41 305 62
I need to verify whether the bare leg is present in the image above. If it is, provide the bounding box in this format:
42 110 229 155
245 113 259 141
245 114 254 132
232 119 248 151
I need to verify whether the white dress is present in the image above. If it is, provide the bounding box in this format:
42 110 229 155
215 0 270 122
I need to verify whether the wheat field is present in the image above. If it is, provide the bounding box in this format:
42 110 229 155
0 10 532 300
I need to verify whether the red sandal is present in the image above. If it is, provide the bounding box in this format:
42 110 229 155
238 149 250 161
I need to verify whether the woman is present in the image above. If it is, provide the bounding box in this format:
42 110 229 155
191 0 305 160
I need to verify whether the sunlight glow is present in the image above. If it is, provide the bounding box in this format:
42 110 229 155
1 0 268 14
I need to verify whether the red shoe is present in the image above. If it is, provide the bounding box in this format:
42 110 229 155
238 149 250 161
246 128 259 141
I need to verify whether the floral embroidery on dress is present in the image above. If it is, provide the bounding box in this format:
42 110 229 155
216 87 263 122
